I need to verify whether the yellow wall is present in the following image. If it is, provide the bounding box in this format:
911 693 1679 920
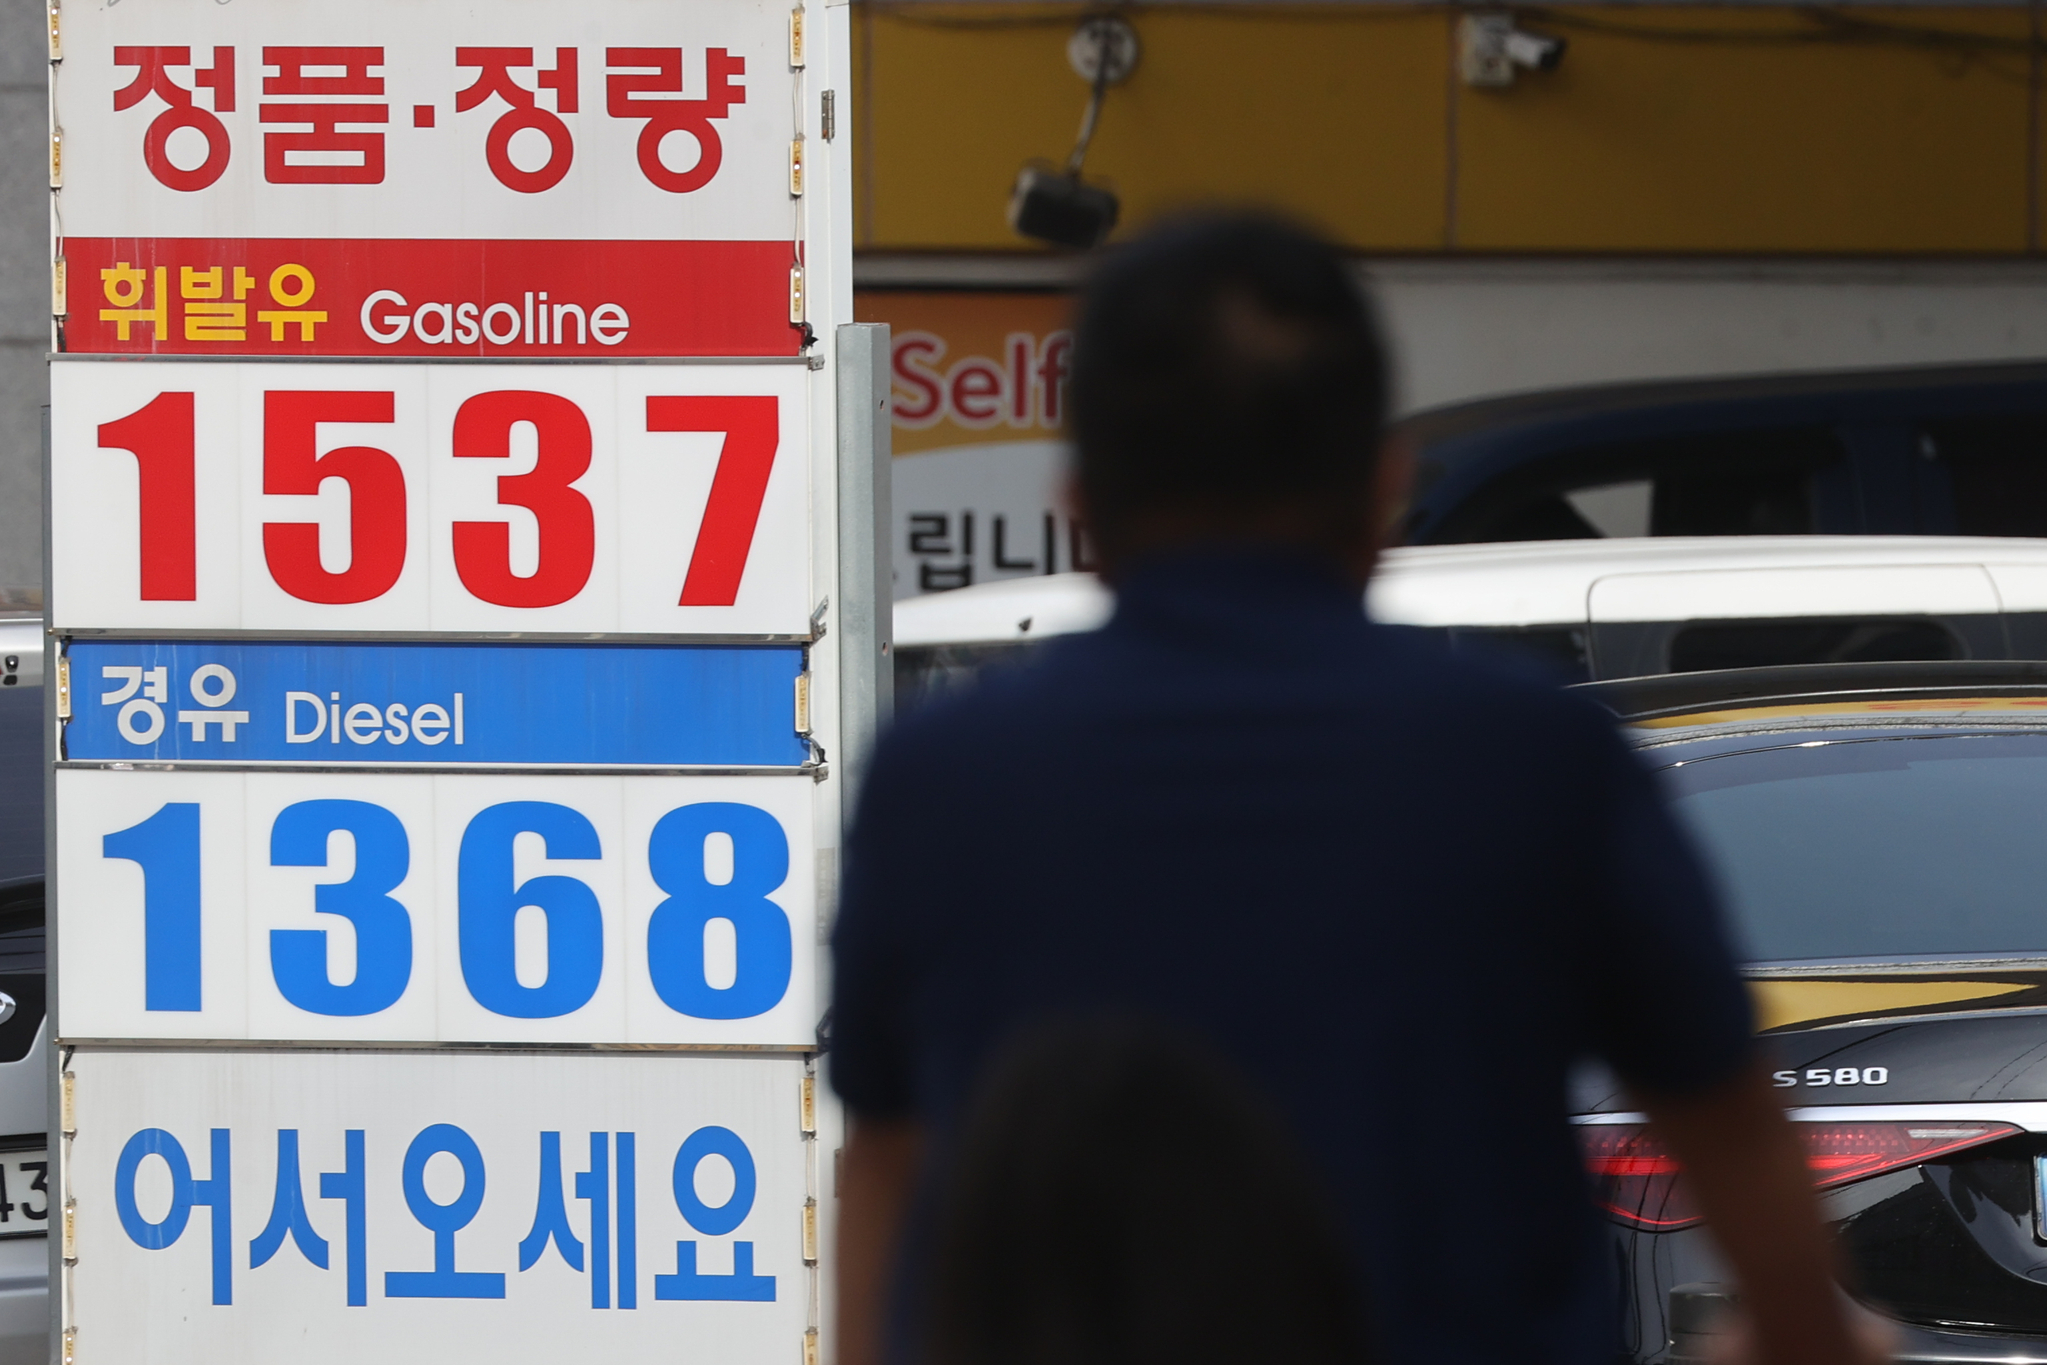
854 3 2041 253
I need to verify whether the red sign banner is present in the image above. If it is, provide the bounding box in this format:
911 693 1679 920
64 237 802 358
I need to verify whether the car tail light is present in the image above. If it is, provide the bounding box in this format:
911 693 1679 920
1579 1125 1699 1230
1578 1119 2023 1231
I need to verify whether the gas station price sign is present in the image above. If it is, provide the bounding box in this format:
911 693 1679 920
47 2 869 1362
57 1 807 358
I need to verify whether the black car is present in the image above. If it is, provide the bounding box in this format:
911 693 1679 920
1577 660 2047 1363
0 637 46 1365
1402 362 2047 547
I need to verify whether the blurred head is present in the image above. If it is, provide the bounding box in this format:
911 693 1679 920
1068 212 1396 583
925 1016 1371 1365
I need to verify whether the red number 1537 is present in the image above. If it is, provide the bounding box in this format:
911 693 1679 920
96 388 778 608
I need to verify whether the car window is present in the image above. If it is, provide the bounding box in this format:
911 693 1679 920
1664 619 1962 673
1660 732 2047 964
1428 426 1845 543
0 904 44 976
0 686 39 888
0 895 46 1069
1921 416 2047 537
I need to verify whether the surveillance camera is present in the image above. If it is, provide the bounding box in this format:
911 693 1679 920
1502 27 1565 70
1008 166 1119 250
1459 13 1566 86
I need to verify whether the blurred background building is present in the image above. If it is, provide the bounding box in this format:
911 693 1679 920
853 0 2047 594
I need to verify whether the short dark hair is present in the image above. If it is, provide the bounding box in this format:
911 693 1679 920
925 1015 1372 1365
1069 213 1390 556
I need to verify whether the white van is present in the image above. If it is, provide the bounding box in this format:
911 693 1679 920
893 535 2047 706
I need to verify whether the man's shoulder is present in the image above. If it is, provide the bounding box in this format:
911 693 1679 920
1328 629 1635 796
878 621 1622 775
1368 624 1615 725
876 633 1112 762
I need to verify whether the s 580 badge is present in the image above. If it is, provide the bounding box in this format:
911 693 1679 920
1774 1067 1890 1088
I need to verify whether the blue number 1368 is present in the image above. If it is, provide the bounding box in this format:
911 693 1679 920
101 800 794 1021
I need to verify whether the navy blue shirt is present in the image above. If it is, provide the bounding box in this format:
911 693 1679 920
831 549 1754 1365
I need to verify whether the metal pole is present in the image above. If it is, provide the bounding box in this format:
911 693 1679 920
39 400 58 1365
834 322 892 831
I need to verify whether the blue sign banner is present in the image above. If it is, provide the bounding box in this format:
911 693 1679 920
65 640 808 768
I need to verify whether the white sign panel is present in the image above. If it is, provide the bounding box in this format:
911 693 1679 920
56 0 794 242
67 1050 812 1365
57 0 810 359
50 360 812 635
53 0 855 1356
56 769 818 1046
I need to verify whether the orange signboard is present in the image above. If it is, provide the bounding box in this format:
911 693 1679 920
857 291 1073 453
856 290 1085 595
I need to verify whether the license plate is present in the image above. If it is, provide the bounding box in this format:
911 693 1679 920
0 1148 50 1237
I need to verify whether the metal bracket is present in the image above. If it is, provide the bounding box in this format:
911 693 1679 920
1067 17 1138 86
